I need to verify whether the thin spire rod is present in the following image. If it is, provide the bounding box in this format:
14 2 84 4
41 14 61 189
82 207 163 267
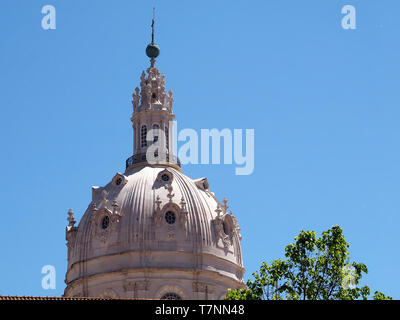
151 7 155 44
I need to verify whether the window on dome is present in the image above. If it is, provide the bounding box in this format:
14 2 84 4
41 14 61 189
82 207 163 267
223 221 231 236
157 170 173 184
165 211 176 225
101 216 110 230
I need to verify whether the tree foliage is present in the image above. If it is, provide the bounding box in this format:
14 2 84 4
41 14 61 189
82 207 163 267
226 226 392 300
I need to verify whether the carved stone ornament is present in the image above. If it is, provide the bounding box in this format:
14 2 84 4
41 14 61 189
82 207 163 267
132 67 174 114
156 169 173 184
90 191 123 243
179 197 188 231
112 173 128 187
212 215 231 249
66 209 78 248
166 185 175 202
153 195 163 228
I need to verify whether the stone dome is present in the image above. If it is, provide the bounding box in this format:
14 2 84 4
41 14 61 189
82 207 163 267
64 35 244 299
64 164 245 299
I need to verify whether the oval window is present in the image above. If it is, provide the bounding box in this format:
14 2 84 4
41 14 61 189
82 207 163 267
223 221 230 235
115 177 123 186
101 216 110 230
165 211 176 225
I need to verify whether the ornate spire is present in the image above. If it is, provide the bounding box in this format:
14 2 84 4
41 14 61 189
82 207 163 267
222 198 229 214
131 67 174 114
126 11 181 170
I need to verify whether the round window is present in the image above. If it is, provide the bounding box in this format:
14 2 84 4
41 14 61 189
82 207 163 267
115 177 123 186
161 174 170 182
161 292 182 300
101 216 110 229
165 211 176 225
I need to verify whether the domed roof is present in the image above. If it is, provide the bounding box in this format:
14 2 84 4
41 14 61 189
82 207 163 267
64 26 244 298
66 164 244 289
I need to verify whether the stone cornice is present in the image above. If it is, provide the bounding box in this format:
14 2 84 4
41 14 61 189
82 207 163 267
66 249 245 282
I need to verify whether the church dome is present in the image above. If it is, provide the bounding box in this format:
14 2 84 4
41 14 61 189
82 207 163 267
64 18 244 300
64 164 244 299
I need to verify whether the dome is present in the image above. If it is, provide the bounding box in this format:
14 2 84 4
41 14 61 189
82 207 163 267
64 164 245 299
64 33 244 299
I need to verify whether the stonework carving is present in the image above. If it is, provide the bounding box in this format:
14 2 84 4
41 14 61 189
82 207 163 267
157 169 173 184
99 189 109 208
166 185 175 202
154 195 163 227
66 209 77 252
231 215 242 240
112 173 128 187
179 197 188 232
132 67 173 114
89 190 123 243
211 200 242 251
193 177 209 191
132 87 140 112
213 216 231 249
166 89 173 111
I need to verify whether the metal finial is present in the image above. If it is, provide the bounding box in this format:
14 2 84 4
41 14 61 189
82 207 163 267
146 7 160 67
151 7 155 44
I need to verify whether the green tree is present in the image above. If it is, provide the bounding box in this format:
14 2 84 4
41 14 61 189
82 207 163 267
226 226 392 300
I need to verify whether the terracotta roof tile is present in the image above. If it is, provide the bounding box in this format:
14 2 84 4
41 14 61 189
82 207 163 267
0 296 144 301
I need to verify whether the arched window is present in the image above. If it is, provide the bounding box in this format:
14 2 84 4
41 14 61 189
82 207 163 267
165 126 169 150
141 125 147 148
152 124 160 143
161 292 182 300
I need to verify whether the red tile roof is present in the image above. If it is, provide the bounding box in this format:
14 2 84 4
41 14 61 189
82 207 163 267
0 296 142 301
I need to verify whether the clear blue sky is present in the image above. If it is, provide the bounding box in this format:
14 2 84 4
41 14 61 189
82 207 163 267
0 0 399 298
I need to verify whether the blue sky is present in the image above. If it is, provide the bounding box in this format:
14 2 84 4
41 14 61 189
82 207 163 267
0 0 399 298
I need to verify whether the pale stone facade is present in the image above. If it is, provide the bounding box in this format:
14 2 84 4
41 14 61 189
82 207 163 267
64 37 245 299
